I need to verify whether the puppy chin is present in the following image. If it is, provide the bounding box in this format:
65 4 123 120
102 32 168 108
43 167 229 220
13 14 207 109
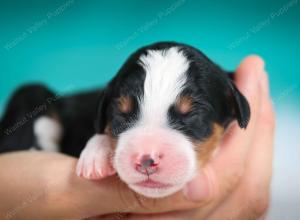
115 164 198 198
128 182 186 198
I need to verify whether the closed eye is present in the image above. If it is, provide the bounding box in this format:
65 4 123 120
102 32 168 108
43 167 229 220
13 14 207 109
111 95 139 136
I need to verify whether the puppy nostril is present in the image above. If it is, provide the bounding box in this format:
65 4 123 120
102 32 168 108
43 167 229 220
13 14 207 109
135 154 159 175
141 155 156 168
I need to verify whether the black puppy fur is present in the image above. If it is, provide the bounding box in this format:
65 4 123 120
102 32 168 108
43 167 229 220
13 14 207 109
0 42 250 156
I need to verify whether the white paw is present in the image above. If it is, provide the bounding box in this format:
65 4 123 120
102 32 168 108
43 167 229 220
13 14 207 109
76 134 115 180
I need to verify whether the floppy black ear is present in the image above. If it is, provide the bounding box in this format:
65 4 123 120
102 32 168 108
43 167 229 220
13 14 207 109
95 88 111 134
227 77 250 129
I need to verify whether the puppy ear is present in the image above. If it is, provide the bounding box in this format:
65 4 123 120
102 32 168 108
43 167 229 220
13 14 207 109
227 76 250 129
95 88 111 133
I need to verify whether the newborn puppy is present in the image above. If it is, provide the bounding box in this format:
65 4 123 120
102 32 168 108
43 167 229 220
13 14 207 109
0 42 250 198
76 42 250 198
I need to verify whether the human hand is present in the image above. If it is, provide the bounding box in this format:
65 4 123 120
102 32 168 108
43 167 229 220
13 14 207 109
0 151 197 220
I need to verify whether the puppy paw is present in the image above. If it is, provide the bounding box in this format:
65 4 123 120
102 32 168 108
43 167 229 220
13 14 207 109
76 134 115 180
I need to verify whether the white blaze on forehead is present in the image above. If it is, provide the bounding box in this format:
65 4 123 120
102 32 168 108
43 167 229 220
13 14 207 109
138 47 189 126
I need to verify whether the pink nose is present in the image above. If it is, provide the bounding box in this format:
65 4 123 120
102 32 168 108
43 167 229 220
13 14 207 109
135 154 159 175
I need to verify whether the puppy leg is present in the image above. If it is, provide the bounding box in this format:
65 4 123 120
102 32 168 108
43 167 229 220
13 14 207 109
76 134 116 179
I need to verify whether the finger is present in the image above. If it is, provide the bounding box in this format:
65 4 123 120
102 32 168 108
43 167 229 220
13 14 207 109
212 55 264 193
206 69 275 220
221 55 265 155
183 55 264 204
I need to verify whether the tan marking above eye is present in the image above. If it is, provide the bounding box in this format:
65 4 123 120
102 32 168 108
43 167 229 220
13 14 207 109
176 96 193 114
117 96 132 113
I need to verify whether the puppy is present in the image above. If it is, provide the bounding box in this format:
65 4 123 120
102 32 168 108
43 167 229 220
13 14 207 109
0 42 250 198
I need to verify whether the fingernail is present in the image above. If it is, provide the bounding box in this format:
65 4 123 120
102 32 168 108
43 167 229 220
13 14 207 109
183 172 210 202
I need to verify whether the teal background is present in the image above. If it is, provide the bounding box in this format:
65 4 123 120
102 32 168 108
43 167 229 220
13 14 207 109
0 0 299 110
0 1 299 219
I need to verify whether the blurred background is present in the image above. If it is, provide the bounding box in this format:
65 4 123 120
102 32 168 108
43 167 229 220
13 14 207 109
0 0 299 218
